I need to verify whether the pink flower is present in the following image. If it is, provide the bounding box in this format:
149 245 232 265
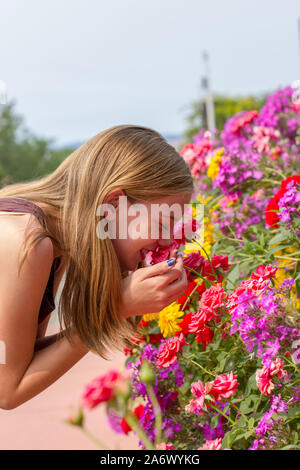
251 264 278 281
179 140 212 177
156 443 174 450
81 369 130 409
185 380 213 415
231 110 258 134
188 309 215 333
251 188 265 200
156 333 188 368
226 278 267 314
210 372 239 401
198 437 223 450
199 283 227 311
188 284 226 334
292 99 300 113
256 358 287 396
149 239 181 265
182 251 205 272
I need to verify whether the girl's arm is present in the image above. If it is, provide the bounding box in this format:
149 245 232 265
9 327 88 409
0 217 89 410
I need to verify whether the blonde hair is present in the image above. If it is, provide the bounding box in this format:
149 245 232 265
0 125 194 358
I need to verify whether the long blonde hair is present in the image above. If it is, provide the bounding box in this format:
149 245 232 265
0 125 194 358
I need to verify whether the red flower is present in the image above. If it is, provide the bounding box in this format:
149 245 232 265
138 319 149 328
81 370 128 409
182 252 206 281
202 254 230 282
148 333 164 343
121 417 132 434
210 372 239 401
123 347 133 357
177 280 206 310
156 333 188 368
231 110 258 134
281 175 300 191
121 404 145 434
251 264 278 281
199 283 227 312
195 326 214 350
176 312 193 335
265 175 300 228
188 309 215 333
188 284 226 334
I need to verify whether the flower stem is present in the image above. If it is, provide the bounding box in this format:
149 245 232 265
81 426 110 450
125 412 155 450
208 403 235 426
147 384 162 446
188 358 216 378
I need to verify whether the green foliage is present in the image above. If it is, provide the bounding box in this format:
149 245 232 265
181 92 267 147
0 100 73 187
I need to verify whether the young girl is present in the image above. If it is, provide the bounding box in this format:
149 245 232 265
0 124 194 410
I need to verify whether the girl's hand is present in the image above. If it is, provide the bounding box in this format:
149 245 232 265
120 248 188 318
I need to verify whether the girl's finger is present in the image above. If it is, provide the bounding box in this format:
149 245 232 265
164 267 188 298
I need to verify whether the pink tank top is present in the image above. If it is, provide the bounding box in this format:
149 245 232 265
0 197 61 323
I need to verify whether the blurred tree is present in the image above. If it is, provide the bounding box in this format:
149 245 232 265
0 100 72 187
180 93 267 148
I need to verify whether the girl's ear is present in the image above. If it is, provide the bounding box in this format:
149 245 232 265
104 189 126 208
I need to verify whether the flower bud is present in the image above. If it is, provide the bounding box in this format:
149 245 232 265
140 361 155 384
66 407 84 427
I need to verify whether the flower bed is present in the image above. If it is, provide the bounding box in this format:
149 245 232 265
68 85 300 450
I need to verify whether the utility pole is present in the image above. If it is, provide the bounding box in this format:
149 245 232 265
201 51 216 131
0 80 7 105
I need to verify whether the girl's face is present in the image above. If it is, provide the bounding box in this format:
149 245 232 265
109 191 193 272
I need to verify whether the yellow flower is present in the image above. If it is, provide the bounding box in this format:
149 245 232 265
207 149 224 180
143 312 159 322
158 302 184 338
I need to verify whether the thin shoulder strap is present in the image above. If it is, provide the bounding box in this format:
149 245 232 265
0 197 46 228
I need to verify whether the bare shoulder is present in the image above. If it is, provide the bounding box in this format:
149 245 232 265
0 213 54 270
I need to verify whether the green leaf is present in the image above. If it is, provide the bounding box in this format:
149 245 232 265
268 232 288 246
287 406 300 418
227 264 240 285
296 280 300 301
210 414 219 429
245 373 257 396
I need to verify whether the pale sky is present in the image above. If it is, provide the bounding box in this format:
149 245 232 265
1 0 300 147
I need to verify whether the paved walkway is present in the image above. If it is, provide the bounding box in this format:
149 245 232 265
0 322 139 450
